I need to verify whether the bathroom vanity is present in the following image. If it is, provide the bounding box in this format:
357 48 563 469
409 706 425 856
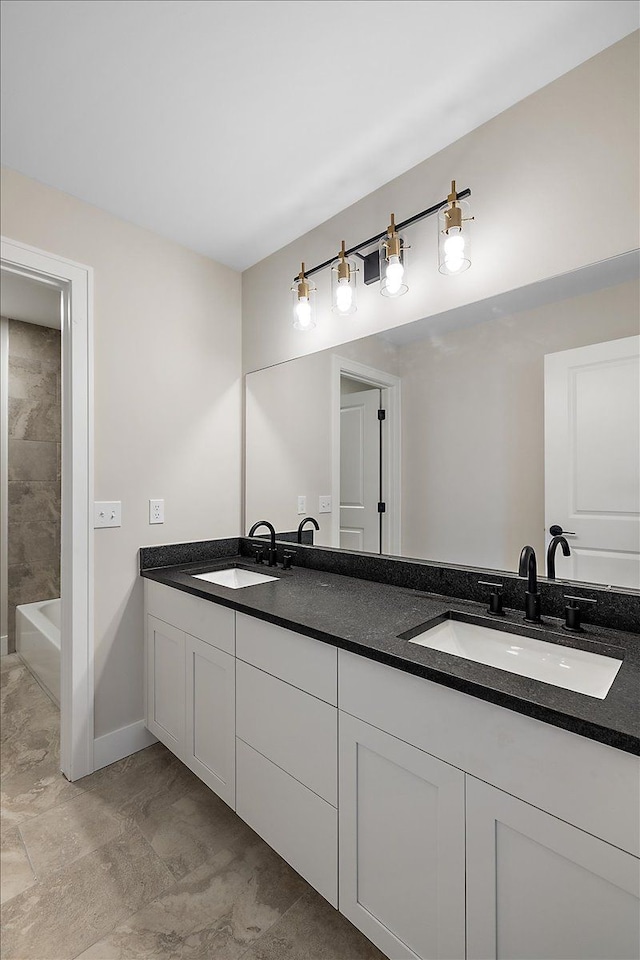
141 542 640 960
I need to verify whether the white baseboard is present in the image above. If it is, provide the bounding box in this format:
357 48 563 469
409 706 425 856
93 719 158 772
0 635 8 657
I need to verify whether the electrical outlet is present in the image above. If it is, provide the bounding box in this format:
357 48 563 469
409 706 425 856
319 495 332 514
297 495 307 515
94 501 121 528
149 499 164 524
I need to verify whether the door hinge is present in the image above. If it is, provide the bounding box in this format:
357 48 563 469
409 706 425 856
378 409 386 421
378 502 386 513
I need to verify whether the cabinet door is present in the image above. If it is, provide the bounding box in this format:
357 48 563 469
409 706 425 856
185 634 235 808
466 776 640 960
339 712 465 960
146 615 185 757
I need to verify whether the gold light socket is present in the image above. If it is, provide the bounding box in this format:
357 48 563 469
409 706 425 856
297 262 310 299
444 180 463 232
337 241 351 281
384 214 402 259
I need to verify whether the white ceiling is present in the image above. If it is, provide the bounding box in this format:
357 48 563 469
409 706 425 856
0 271 62 328
1 1 638 272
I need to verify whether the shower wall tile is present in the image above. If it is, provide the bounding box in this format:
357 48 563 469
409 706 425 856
7 522 59 565
5 319 61 652
8 397 61 441
8 355 58 400
8 440 58 482
8 482 61 523
7 318 60 364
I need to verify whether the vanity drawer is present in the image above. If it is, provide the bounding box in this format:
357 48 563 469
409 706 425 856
236 659 337 805
339 649 640 857
236 738 338 906
236 612 337 703
145 580 234 655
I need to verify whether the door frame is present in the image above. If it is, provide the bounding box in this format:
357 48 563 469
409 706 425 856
1 236 94 781
331 355 401 555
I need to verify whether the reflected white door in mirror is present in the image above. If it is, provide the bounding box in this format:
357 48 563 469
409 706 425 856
545 335 640 589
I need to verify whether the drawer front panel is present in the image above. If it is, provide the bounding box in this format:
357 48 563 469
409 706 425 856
146 580 234 655
236 738 338 906
236 659 337 805
236 612 336 703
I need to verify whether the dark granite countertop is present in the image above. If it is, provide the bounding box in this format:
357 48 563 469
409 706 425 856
141 554 640 756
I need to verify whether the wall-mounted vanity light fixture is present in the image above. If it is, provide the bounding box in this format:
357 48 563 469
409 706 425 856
438 180 473 275
291 262 317 330
291 181 471 329
331 241 358 315
379 214 409 297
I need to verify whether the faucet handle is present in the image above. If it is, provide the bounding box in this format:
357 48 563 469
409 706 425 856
563 595 596 633
478 581 504 616
282 550 295 571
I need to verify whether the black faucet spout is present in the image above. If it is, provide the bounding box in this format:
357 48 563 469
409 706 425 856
518 545 542 623
546 535 571 579
248 520 277 565
297 517 320 544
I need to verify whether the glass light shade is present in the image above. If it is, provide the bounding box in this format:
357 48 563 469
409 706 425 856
438 198 472 275
291 275 317 330
379 234 408 297
331 255 358 315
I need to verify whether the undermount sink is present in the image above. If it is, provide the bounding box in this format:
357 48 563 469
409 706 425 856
406 617 623 699
191 567 279 589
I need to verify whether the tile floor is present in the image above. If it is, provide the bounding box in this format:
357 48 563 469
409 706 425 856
0 654 385 960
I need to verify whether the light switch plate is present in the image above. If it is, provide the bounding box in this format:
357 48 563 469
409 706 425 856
94 501 121 528
297 495 307 515
319 495 332 514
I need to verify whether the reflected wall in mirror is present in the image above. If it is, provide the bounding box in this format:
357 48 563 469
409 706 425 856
245 254 640 590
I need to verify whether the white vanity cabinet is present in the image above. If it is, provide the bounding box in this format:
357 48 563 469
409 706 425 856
145 581 236 806
466 776 640 960
339 712 466 960
235 613 339 906
339 648 640 960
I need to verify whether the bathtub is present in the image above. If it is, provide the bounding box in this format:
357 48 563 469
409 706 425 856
16 598 60 706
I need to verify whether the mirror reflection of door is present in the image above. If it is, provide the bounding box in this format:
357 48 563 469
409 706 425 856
340 379 382 553
544 335 640 589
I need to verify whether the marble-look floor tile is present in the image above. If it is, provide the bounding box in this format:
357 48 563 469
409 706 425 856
135 782 254 881
0 826 174 960
8 354 58 400
76 835 309 960
0 824 36 905
7 479 61 523
1 758 84 826
81 743 202 822
0 654 22 675
242 889 387 960
19 789 126 877
8 438 58 482
7 519 60 564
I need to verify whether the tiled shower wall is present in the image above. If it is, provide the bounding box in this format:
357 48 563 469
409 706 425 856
6 318 61 651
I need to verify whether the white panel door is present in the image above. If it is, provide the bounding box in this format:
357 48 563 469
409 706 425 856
339 712 466 960
185 633 235 807
146 615 185 757
466 776 640 960
340 388 380 552
545 335 640 588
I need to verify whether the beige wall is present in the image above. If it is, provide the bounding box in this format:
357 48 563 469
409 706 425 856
242 33 639 374
1 167 242 738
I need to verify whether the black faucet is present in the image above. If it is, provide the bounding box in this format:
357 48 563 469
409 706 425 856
297 516 320 544
518 545 542 623
248 520 278 567
547 535 571 579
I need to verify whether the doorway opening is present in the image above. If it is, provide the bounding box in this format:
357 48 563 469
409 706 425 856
331 356 401 556
1 237 94 781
